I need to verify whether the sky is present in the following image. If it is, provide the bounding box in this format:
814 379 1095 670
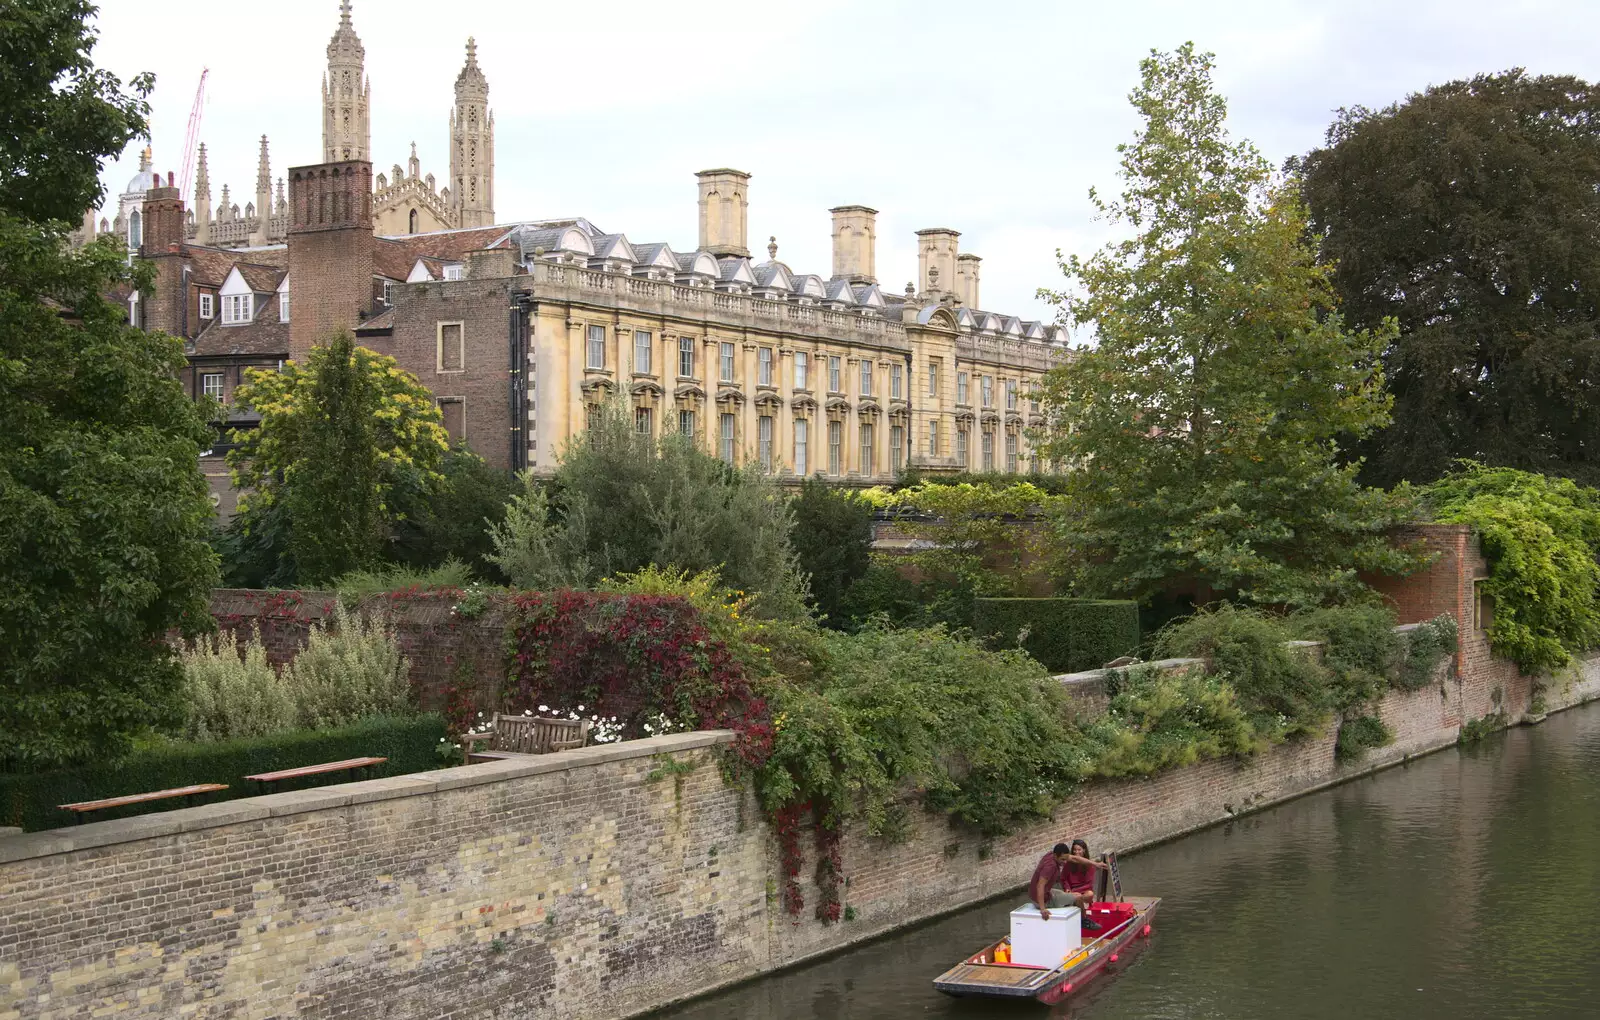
89 0 1600 323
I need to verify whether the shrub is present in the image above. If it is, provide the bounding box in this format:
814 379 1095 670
1291 604 1401 711
1335 715 1393 762
285 604 413 729
0 715 445 833
180 625 296 741
972 597 1141 673
1427 465 1600 671
1155 605 1330 737
488 398 806 617
1399 615 1458 689
334 559 476 606
1084 665 1261 776
788 479 873 627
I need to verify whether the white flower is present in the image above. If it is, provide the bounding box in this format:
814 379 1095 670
538 704 548 711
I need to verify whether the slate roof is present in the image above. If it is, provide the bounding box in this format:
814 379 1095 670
190 294 290 357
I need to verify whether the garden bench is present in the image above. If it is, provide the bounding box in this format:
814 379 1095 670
463 714 591 763
243 756 388 793
58 783 229 823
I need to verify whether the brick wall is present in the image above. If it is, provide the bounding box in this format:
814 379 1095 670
381 275 521 470
287 161 375 360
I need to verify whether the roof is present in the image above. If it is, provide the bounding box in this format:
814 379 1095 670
234 263 285 294
183 243 287 288
190 294 290 357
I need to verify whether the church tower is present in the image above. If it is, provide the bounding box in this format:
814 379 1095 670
449 37 494 228
322 1 370 162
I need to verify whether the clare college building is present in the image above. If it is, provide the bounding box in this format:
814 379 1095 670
105 4 1066 499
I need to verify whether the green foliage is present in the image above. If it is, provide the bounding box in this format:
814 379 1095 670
0 715 445 832
1083 666 1261 777
334 559 475 606
213 495 296 588
1399 615 1459 690
837 562 977 632
1291 604 1401 711
1427 465 1600 671
788 479 873 627
756 626 1091 838
179 626 296 741
1037 43 1417 608
1298 71 1600 487
1156 605 1332 737
178 607 414 738
1458 713 1507 746
229 332 449 585
1335 715 1393 762
865 481 1067 597
284 604 413 730
0 10 217 768
972 598 1141 673
893 469 1073 496
0 0 152 223
488 398 806 616
386 444 520 579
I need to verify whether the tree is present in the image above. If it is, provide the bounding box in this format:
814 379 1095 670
1037 44 1416 607
1 1 218 768
788 479 872 627
387 443 520 579
228 332 448 585
1298 71 1600 487
488 399 806 615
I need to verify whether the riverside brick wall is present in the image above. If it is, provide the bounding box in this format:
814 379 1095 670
7 667 1598 1020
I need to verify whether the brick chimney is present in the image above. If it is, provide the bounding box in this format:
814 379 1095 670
287 160 374 359
141 172 187 335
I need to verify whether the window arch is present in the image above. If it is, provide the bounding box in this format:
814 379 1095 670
409 208 418 233
128 210 141 248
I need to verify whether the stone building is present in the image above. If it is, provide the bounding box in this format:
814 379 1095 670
124 1 1065 493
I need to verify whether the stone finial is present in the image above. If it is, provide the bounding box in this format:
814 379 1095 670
256 135 271 193
408 142 420 179
275 178 286 213
138 145 152 172
340 0 353 25
767 235 778 260
466 36 477 66
905 281 915 297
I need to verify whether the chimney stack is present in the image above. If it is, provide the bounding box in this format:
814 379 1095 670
141 174 186 254
955 252 982 309
915 228 960 300
829 205 877 284
696 168 751 257
287 159 375 359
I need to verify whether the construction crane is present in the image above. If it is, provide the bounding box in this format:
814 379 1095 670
178 68 209 198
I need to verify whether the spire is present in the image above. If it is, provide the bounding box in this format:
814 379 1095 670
256 135 271 194
194 143 211 203
408 141 420 179
138 145 152 172
449 36 494 228
275 177 286 214
219 183 231 221
323 0 370 162
193 142 212 243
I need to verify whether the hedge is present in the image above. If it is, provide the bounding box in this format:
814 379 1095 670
0 714 446 833
972 598 1141 673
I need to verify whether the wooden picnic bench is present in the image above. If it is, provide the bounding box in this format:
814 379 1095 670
59 783 229 823
462 714 590 763
244 756 388 793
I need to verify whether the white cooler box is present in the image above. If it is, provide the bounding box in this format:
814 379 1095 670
1009 903 1082 968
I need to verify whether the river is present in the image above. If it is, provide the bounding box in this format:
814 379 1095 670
656 700 1600 1019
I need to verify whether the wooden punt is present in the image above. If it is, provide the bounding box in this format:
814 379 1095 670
932 895 1160 1005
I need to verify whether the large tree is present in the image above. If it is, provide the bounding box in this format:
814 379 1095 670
1 1 220 767
1298 70 1600 487
1038 44 1415 607
228 332 449 584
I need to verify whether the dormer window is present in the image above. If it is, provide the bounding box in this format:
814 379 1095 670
382 281 395 306
199 293 214 320
279 283 289 323
222 294 252 325
443 264 464 281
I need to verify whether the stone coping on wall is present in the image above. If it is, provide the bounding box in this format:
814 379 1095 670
0 730 736 866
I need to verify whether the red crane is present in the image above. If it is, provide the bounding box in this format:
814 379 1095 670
178 68 209 198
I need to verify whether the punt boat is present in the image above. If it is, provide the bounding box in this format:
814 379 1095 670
932 895 1160 1005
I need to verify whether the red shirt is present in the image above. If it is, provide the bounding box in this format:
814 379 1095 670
1065 860 1095 892
1030 852 1064 903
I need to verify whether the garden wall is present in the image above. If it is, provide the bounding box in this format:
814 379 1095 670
6 657 1597 1020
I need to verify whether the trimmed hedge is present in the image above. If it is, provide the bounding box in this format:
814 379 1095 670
0 714 446 833
972 598 1141 673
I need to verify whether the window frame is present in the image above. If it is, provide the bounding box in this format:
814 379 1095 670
719 412 737 463
198 292 214 320
200 372 224 400
758 415 774 472
829 356 842 394
634 405 653 437
720 341 736 383
828 420 842 475
860 360 873 398
221 293 252 326
859 421 875 476
678 408 696 439
794 417 809 475
793 351 808 390
957 371 969 405
436 321 466 373
981 375 993 408
586 324 607 370
678 337 695 378
633 329 652 375
890 424 903 470
956 427 969 467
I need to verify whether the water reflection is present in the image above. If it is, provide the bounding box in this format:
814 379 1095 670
655 702 1600 1020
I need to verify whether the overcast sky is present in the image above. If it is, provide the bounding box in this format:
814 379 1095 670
89 0 1599 322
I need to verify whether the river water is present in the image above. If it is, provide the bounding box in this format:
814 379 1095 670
657 700 1600 1020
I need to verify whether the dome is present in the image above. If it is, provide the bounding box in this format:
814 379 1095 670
123 145 154 196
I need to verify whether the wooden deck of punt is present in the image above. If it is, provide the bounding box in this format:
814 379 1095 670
933 894 1161 1002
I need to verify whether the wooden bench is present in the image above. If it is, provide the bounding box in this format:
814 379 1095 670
462 714 591 763
243 756 388 793
59 783 229 823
